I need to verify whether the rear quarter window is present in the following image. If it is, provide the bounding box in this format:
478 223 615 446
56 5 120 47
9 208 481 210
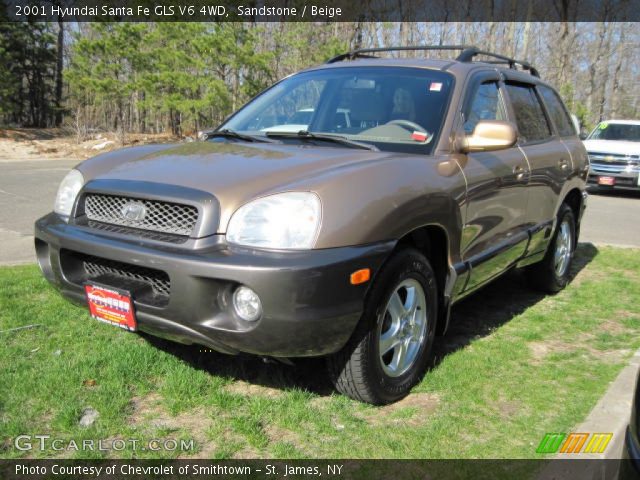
538 86 575 137
505 83 552 144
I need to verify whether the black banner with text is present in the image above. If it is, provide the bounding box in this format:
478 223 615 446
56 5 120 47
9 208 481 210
0 459 632 480
2 0 640 22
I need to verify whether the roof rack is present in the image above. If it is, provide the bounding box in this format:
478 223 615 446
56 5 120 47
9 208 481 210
326 45 472 63
456 47 540 77
326 45 540 78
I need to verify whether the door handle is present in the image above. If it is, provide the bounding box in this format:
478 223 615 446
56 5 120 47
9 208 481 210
559 158 569 170
513 165 527 180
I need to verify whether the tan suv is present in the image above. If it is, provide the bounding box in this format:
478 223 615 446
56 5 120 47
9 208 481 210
35 46 588 404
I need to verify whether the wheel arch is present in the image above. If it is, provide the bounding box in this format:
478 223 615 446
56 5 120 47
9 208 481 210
351 191 465 336
391 224 455 336
561 187 585 241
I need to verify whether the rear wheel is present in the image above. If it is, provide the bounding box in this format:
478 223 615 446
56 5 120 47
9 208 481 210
327 248 437 404
527 204 576 293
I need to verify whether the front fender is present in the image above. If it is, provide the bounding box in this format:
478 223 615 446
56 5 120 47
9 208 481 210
302 155 466 256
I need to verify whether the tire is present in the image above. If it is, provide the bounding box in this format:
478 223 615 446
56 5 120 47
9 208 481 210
327 248 438 405
526 203 576 293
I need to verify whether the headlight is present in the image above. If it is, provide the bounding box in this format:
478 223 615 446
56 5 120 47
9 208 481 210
54 169 84 219
227 192 321 249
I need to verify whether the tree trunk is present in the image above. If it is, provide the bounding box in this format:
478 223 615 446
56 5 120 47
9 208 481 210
596 25 614 122
586 22 607 120
54 20 64 126
609 25 625 118
139 91 146 133
521 1 533 60
352 19 364 50
117 100 125 145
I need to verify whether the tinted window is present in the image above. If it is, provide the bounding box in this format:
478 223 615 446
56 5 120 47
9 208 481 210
538 86 575 137
505 84 552 143
464 82 507 134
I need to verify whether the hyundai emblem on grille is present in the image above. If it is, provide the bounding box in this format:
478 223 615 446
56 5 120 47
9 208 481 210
120 202 147 221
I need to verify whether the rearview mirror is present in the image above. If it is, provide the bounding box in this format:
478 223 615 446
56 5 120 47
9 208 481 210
461 120 517 153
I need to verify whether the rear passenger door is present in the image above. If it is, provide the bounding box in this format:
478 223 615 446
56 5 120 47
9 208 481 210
538 85 589 183
503 82 568 242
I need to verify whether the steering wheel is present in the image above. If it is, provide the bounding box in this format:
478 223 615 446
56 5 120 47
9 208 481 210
385 119 426 132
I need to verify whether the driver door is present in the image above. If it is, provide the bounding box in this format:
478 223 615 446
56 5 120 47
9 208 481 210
459 75 531 291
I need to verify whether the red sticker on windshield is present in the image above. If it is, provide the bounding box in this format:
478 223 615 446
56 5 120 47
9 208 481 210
411 131 428 142
429 82 443 92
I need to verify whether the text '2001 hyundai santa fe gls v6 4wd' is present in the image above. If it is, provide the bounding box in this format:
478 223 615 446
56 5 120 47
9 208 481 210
35 46 588 404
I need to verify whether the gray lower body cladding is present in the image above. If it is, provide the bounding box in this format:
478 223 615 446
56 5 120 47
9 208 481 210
35 213 394 357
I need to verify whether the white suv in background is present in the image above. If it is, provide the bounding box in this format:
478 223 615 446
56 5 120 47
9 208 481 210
585 120 640 191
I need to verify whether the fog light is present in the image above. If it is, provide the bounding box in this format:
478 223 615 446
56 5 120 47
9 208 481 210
233 286 262 322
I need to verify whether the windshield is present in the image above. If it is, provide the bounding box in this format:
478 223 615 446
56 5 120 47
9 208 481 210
220 67 454 154
588 122 640 142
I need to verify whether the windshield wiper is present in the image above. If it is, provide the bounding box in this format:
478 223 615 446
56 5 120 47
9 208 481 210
207 129 276 143
265 130 378 151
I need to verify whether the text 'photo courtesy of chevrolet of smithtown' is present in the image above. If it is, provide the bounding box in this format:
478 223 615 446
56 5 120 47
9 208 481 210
1 1 640 479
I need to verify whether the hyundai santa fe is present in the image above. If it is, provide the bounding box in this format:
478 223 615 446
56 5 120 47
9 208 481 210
35 46 588 404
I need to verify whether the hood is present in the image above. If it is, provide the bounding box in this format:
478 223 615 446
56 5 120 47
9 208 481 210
77 140 399 231
582 139 640 156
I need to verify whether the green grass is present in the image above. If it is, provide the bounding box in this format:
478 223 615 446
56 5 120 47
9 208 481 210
1 244 639 460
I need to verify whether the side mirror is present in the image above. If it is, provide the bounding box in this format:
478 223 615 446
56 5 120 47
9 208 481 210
579 133 588 140
461 120 517 153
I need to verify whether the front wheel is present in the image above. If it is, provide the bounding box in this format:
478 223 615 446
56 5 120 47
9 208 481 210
327 248 437 404
526 204 576 293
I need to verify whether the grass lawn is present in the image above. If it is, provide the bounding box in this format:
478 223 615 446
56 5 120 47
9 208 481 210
0 244 639 460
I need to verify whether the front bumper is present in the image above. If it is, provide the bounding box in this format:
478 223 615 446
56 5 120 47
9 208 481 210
588 166 640 190
35 212 394 357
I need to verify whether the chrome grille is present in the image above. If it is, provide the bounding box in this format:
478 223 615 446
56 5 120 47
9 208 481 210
82 255 170 297
589 152 639 164
84 194 198 236
590 163 627 174
588 151 639 161
588 152 640 174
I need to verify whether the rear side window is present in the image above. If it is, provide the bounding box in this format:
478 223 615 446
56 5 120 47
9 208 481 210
464 82 507 134
505 83 552 143
538 86 575 137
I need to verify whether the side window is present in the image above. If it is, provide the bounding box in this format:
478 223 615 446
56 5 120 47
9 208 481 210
464 82 506 134
505 83 552 143
538 86 576 137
